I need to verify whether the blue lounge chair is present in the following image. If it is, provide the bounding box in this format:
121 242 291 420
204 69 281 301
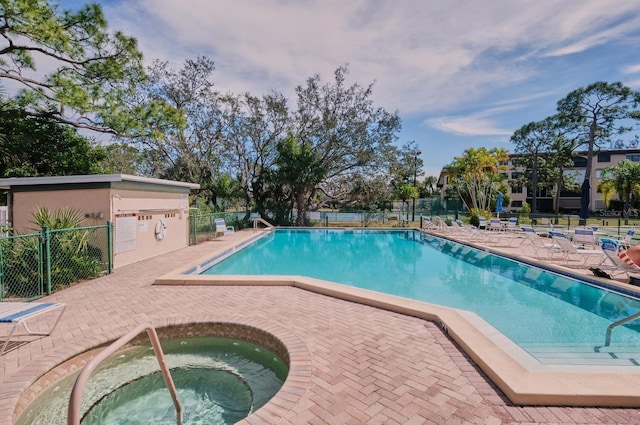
598 238 640 280
0 302 66 355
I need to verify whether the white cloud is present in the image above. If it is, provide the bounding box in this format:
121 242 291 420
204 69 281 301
425 115 513 137
99 0 640 118
622 64 640 75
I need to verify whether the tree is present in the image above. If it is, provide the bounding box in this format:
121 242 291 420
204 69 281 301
129 57 227 205
556 82 640 220
289 66 401 225
99 142 148 175
0 108 106 177
597 160 640 222
423 176 437 197
511 118 556 213
0 0 172 136
219 91 290 221
446 147 508 212
510 115 577 214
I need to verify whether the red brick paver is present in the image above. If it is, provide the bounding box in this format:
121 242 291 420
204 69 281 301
1 231 640 424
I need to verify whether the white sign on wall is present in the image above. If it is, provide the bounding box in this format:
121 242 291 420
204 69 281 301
115 213 137 254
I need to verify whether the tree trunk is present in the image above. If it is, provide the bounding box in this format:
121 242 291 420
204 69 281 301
294 192 309 226
531 154 539 213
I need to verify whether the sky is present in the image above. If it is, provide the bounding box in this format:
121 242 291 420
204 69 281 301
62 0 640 178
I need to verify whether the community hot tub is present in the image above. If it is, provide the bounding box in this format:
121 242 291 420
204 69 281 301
16 323 290 425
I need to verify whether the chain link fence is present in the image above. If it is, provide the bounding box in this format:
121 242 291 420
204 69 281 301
189 213 241 245
0 224 112 301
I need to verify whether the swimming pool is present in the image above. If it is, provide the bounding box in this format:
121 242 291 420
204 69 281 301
200 229 640 366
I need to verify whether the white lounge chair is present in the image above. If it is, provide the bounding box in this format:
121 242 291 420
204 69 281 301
572 227 598 249
548 230 603 266
488 218 504 231
505 217 518 231
617 229 637 248
214 218 235 239
0 302 66 355
420 217 439 231
519 226 561 260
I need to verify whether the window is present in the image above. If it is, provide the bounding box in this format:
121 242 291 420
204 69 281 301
626 154 640 162
572 156 587 167
511 201 523 208
511 172 520 179
510 185 523 194
596 169 610 179
597 153 611 162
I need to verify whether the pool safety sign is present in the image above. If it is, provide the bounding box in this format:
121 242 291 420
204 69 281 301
115 213 137 254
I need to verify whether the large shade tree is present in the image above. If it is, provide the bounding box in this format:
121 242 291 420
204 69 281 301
219 91 290 220
510 116 577 214
0 0 177 136
128 57 231 205
0 108 105 177
288 66 401 225
556 82 640 220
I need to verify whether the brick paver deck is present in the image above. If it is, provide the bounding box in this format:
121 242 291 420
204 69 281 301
2 230 640 424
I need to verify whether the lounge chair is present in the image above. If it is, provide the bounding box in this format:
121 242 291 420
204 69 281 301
420 217 440 232
617 229 637 248
598 237 640 279
0 302 66 355
488 218 504 231
572 227 598 249
505 217 518 231
214 218 235 239
548 230 603 266
519 226 561 260
477 217 487 230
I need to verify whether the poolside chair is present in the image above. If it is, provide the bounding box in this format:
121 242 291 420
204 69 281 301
548 230 603 266
571 227 598 249
519 226 561 260
617 229 637 248
598 237 640 280
214 218 235 239
453 220 486 241
477 217 487 230
420 217 440 232
505 217 518 231
488 218 504 231
0 302 66 355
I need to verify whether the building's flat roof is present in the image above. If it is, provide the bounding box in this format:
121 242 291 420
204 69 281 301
0 174 200 190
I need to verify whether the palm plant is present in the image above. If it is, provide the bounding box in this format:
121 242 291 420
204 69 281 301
597 160 640 221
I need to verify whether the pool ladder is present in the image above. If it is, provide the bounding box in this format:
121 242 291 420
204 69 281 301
604 311 640 347
67 323 183 425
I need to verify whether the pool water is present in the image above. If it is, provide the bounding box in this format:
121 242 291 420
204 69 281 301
202 229 640 362
16 337 288 425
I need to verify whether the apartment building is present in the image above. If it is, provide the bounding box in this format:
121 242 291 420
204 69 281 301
438 148 640 214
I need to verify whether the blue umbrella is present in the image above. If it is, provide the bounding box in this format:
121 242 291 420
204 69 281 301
496 193 503 218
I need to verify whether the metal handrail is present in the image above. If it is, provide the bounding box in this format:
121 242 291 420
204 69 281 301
253 217 274 232
604 311 640 346
67 323 183 425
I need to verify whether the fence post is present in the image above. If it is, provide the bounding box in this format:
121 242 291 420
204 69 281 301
107 221 113 274
42 226 52 295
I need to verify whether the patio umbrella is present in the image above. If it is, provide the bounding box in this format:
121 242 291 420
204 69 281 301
579 179 590 222
496 193 503 218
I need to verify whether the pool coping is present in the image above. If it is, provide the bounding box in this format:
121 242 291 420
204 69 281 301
155 228 640 407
